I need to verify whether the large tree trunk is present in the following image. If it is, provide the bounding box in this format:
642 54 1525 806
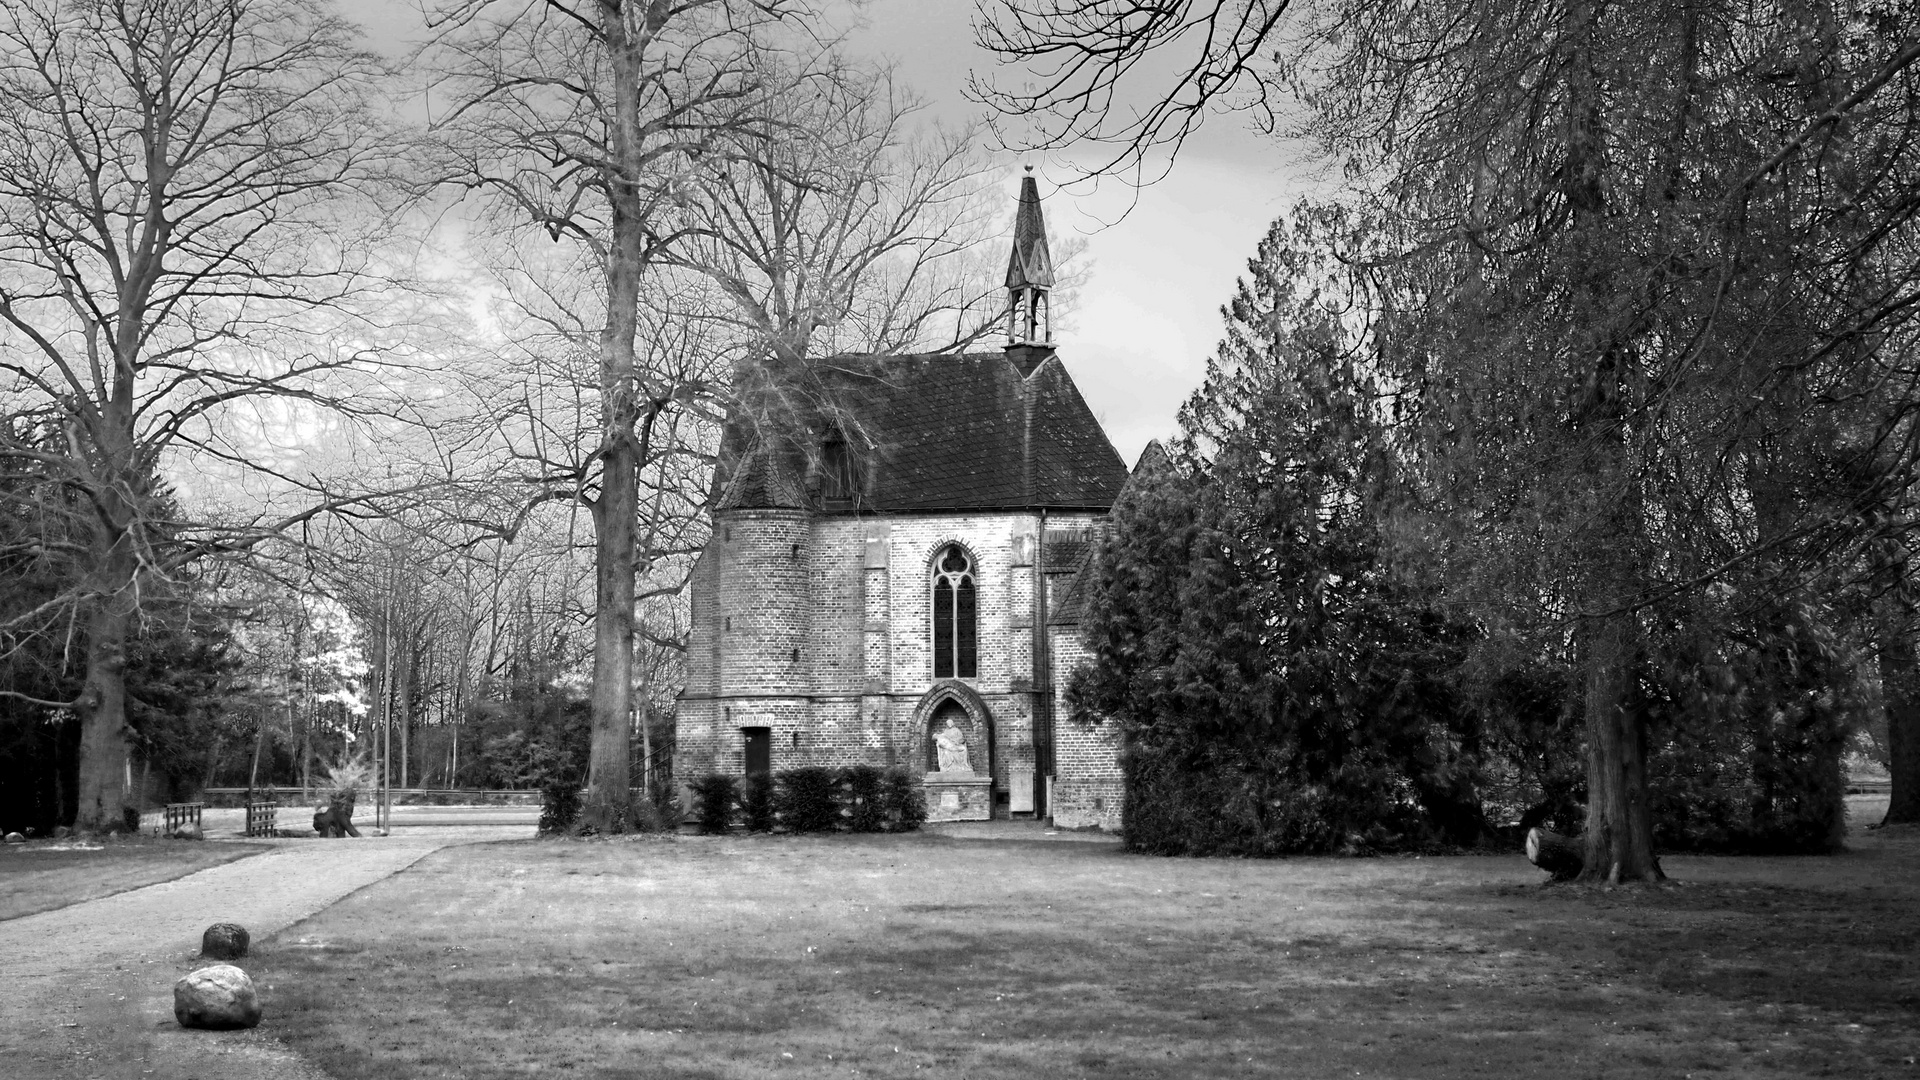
73 388 143 833
581 0 646 833
1881 613 1920 824
1562 0 1661 884
74 593 134 832
1579 608 1663 882
586 441 637 831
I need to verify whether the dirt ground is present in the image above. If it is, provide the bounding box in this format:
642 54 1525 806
249 798 1920 1080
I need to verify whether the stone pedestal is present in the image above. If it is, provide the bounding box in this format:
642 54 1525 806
923 772 992 822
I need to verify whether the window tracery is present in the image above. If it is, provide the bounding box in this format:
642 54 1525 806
931 545 977 679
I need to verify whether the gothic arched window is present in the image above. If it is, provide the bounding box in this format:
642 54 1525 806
931 545 977 679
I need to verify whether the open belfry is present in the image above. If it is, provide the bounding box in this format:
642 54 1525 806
675 171 1154 827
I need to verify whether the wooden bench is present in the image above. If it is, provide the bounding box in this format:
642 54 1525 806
244 800 278 837
162 802 204 835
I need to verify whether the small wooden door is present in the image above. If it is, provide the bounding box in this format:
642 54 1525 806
743 727 771 778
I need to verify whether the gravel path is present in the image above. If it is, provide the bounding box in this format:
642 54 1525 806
0 826 530 1080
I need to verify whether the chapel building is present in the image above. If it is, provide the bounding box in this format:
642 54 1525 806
674 174 1143 828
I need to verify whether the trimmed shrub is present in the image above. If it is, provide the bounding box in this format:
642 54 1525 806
537 778 582 836
630 784 680 834
842 765 886 833
775 767 840 833
689 774 739 835
881 767 927 831
741 773 775 832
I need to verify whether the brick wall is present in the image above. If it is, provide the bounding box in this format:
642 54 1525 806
676 506 1123 828
685 545 717 696
808 518 865 695
1051 582 1125 831
880 514 1029 691
716 510 810 697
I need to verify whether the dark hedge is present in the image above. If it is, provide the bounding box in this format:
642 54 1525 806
689 774 739 835
881 768 928 831
842 765 886 833
537 777 582 836
741 772 776 832
691 767 925 835
774 766 841 833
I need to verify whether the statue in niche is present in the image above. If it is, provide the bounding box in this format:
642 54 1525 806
933 718 971 773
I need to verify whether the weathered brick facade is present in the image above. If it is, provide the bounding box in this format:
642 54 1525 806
677 175 1137 830
678 507 1125 826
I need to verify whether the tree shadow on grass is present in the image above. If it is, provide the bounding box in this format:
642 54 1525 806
1464 880 1920 1019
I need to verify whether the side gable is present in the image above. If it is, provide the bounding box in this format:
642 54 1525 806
1048 441 1177 628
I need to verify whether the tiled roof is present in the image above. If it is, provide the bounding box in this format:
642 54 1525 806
1047 543 1099 626
817 349 1128 512
1043 536 1092 570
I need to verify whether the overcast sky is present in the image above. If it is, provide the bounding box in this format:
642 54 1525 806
344 0 1309 466
847 2 1310 465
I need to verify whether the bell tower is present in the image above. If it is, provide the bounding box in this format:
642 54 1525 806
1004 167 1054 357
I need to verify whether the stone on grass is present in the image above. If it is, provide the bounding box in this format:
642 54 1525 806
53 825 70 839
170 823 204 840
3 832 23 844
174 964 262 1030
201 923 250 960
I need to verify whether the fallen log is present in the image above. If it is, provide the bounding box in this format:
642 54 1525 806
1525 827 1583 881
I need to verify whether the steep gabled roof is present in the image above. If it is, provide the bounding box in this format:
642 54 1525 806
833 350 1128 512
713 350 1128 515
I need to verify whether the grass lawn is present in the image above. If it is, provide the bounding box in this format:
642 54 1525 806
257 804 1920 1080
0 837 269 921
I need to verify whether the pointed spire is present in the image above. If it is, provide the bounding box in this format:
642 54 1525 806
1005 167 1054 290
1005 167 1055 353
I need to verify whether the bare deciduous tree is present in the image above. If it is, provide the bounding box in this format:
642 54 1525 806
426 0 1028 828
424 0 810 829
0 0 408 830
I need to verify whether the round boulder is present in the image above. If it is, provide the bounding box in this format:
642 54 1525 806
201 922 250 961
170 823 204 841
3 832 24 844
174 964 262 1030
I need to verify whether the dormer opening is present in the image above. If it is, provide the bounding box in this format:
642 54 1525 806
819 432 860 510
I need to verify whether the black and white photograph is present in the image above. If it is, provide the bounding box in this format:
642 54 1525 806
2 0 1917 1076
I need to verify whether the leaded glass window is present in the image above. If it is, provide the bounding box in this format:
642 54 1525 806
931 545 977 679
